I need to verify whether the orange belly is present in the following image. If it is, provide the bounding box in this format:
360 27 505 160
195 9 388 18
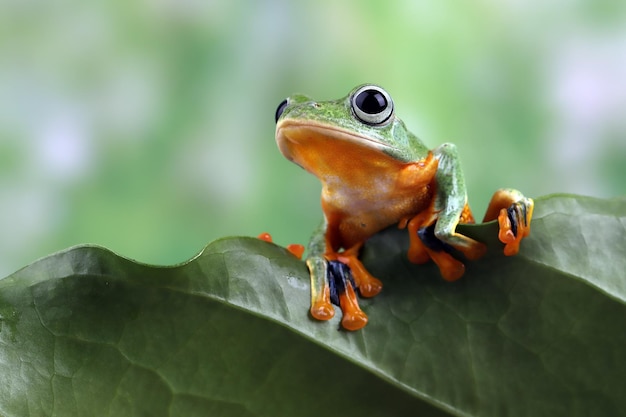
322 181 434 250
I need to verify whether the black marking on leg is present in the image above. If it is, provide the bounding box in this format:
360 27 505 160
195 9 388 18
418 224 455 253
507 205 519 237
327 261 355 306
519 202 528 227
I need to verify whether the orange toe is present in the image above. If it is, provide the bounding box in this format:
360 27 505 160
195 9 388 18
287 244 305 259
339 285 368 331
337 254 383 298
341 310 368 331
431 251 466 281
311 300 335 321
258 232 273 242
497 208 523 256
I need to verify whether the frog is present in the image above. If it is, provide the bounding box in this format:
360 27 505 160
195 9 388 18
274 84 533 331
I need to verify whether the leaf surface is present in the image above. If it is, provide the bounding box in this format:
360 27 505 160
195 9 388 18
0 194 624 416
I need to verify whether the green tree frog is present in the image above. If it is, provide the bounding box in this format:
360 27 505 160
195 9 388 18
274 84 533 331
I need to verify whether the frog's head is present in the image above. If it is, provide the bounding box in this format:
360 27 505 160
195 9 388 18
275 84 428 169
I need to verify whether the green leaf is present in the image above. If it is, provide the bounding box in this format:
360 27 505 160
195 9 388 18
0 194 624 417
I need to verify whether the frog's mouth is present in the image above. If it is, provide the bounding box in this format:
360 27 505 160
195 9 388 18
276 119 401 163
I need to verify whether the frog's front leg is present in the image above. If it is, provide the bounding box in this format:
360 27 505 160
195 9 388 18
404 144 534 281
306 220 381 331
405 143 487 281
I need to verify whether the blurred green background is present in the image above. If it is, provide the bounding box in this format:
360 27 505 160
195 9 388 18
1 0 625 277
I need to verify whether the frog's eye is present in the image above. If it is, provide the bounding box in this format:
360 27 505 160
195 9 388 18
275 98 289 123
351 85 394 126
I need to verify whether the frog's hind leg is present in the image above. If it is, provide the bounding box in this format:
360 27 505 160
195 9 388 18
483 188 534 256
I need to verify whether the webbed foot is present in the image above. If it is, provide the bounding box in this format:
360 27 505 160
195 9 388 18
334 246 383 298
307 250 382 331
328 261 369 331
403 207 485 281
483 189 534 256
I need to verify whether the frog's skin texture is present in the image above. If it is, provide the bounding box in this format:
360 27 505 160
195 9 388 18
275 84 534 331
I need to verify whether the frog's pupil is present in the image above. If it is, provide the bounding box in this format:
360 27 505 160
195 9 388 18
275 99 289 123
355 89 387 114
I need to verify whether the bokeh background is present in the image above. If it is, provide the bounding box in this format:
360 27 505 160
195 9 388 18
1 0 625 277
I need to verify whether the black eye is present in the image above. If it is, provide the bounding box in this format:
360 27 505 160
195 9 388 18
275 98 289 123
351 85 394 125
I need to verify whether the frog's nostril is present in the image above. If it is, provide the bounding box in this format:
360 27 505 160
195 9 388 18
275 99 289 123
